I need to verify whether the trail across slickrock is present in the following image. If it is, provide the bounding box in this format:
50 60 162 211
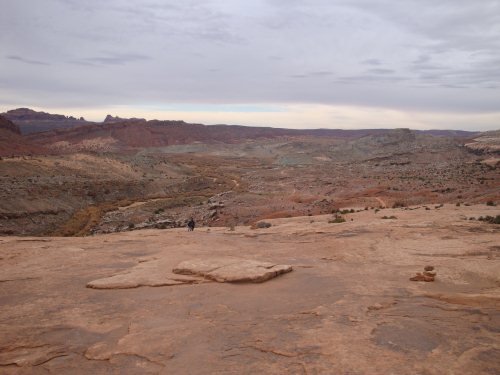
0 205 499 374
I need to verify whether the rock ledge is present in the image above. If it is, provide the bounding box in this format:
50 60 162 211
173 258 292 283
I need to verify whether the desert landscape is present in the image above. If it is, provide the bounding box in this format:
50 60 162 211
1 109 498 237
0 108 499 374
3 1 500 373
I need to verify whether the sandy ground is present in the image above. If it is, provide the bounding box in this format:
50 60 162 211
0 204 499 374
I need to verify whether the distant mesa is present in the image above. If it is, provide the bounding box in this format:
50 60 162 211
104 114 146 123
2 107 85 122
1 107 91 135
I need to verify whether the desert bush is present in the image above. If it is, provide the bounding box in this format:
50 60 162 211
329 215 346 223
486 200 496 206
255 221 271 229
456 202 461 207
392 201 406 208
381 215 397 219
258 210 294 220
478 215 500 224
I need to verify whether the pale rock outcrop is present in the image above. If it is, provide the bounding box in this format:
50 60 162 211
86 259 204 289
173 258 292 283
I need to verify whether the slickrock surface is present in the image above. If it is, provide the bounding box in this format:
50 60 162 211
87 259 205 289
1 205 499 374
173 258 292 282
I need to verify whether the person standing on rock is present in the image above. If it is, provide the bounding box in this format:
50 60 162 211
187 217 195 231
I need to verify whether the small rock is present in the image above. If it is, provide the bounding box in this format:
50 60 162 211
368 303 384 310
423 270 437 277
424 265 434 271
410 273 435 282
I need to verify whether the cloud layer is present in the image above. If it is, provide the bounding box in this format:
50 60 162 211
1 0 499 129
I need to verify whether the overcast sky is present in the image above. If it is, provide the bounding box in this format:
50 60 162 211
1 0 499 130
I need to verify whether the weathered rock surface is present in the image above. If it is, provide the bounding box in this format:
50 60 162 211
1 205 499 374
87 259 204 289
173 258 292 283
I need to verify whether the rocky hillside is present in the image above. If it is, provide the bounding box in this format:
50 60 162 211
0 115 21 134
27 120 323 152
0 115 48 156
1 107 479 145
465 130 500 154
25 118 479 154
326 128 464 162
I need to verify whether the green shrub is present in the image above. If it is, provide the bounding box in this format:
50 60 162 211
329 215 346 223
478 215 500 224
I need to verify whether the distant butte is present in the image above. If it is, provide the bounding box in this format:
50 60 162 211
103 114 146 123
1 107 91 134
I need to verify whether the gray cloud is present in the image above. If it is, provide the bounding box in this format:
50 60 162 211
367 68 394 75
0 0 499 127
361 59 382 66
290 71 334 79
71 53 151 66
6 55 50 66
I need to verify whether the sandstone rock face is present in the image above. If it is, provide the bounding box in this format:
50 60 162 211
173 258 292 283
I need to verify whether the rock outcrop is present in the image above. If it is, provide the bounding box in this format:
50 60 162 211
410 265 437 282
86 259 204 289
173 258 293 283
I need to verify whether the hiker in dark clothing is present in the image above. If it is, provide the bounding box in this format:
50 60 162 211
187 217 195 231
